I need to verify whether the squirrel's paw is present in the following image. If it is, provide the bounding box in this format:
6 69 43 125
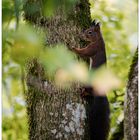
68 46 75 51
70 46 75 50
79 87 91 98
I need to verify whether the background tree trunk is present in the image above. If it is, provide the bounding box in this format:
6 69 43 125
24 0 92 139
124 49 138 140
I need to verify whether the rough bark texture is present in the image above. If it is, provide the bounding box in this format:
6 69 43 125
124 49 138 140
26 59 86 140
24 0 92 139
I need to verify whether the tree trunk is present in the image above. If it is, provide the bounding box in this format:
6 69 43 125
24 0 92 139
124 49 138 140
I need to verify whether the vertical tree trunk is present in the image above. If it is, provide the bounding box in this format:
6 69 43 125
124 49 138 140
24 0 92 139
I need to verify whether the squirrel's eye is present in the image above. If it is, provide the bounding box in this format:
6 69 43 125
88 31 92 34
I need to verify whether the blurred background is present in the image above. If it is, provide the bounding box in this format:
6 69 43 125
2 0 137 139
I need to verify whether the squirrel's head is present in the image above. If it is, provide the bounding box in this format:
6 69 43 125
80 20 101 42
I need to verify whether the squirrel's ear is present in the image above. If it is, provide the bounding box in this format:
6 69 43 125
91 19 96 26
96 22 101 26
95 22 101 31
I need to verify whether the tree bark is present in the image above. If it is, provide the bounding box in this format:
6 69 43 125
24 0 92 139
124 49 138 140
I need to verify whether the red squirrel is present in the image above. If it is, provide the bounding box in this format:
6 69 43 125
72 20 106 69
71 20 110 140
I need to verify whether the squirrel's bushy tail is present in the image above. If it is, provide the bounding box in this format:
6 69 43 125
85 93 110 140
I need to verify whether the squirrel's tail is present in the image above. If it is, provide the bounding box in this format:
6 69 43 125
85 95 110 140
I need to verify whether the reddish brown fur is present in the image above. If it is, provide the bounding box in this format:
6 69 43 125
72 22 106 69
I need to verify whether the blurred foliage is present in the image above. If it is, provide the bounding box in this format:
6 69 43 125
42 0 78 17
23 0 78 20
41 46 120 91
2 0 137 140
